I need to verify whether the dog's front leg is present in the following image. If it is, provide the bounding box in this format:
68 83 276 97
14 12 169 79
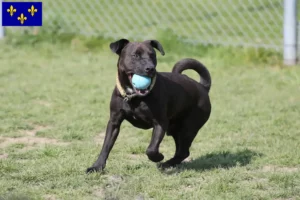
146 122 167 162
86 112 124 173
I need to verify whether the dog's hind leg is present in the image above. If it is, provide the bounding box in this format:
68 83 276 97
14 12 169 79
159 129 189 169
160 108 210 169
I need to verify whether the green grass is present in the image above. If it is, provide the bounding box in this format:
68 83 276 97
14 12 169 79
0 34 300 200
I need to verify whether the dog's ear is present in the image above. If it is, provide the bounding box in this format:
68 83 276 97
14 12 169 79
110 39 130 55
145 40 165 56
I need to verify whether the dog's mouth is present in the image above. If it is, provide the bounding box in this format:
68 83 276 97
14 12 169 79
128 73 151 95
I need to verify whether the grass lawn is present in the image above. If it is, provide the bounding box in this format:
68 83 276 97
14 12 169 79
0 38 300 200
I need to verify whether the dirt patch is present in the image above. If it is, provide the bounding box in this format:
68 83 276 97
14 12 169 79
274 198 296 200
94 132 105 144
108 175 123 183
35 100 52 107
22 125 51 136
0 125 69 153
135 195 145 200
43 194 58 200
0 136 68 149
0 137 6 143
93 188 105 199
0 136 68 148
182 184 194 192
0 136 69 154
17 145 37 153
262 165 299 173
128 154 143 160
0 153 8 159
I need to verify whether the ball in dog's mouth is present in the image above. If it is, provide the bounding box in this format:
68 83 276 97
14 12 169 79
128 74 151 95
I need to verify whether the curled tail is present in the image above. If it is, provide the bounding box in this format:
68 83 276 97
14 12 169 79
172 58 212 92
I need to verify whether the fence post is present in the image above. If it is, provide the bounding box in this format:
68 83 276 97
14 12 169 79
0 0 4 39
284 0 298 65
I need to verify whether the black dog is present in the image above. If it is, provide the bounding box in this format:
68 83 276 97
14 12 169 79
87 39 212 173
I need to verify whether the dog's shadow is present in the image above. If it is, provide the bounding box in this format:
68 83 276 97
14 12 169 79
159 149 263 174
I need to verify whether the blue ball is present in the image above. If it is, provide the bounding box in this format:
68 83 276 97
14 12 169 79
132 74 151 90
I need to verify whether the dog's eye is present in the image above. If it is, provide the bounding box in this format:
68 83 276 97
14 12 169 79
132 54 140 59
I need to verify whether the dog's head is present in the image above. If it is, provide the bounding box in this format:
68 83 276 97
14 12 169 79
110 38 165 95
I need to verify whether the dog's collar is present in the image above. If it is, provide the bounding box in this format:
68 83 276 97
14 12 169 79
116 73 157 102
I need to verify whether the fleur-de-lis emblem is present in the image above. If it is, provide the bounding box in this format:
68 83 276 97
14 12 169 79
7 5 16 16
28 5 38 16
17 13 27 24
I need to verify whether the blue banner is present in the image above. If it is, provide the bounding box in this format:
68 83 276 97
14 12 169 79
2 2 42 26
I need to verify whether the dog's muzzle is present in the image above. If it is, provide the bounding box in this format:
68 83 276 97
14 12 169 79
116 73 157 101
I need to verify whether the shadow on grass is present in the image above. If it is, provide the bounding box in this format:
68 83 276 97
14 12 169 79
160 149 263 174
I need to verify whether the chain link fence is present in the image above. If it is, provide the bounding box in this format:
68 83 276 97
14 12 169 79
3 0 286 50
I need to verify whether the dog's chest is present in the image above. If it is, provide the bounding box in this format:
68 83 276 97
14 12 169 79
124 100 153 124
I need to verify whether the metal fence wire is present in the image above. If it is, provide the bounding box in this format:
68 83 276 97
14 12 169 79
4 0 285 50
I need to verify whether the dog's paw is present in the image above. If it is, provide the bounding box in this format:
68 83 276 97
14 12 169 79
146 151 164 162
158 158 181 170
158 161 175 170
86 166 104 174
